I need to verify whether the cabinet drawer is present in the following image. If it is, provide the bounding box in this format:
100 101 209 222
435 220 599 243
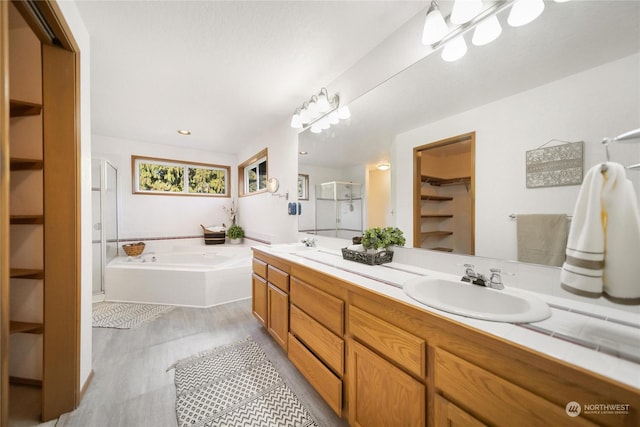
434 348 597 427
290 304 344 375
252 258 267 280
349 305 426 378
268 265 289 293
290 277 344 336
288 333 342 416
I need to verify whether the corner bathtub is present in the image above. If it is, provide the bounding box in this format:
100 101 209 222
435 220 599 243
104 246 252 307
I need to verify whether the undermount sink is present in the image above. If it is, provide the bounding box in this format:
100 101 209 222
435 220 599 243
403 276 551 323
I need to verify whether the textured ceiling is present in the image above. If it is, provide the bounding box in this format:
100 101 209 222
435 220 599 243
75 0 427 152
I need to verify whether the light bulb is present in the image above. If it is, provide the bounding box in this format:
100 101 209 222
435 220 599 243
307 99 319 119
450 0 483 25
472 14 502 46
328 110 339 125
317 92 330 113
337 106 351 120
290 112 302 129
320 116 330 130
441 35 467 62
422 1 449 45
310 122 322 133
299 107 310 124
508 0 545 27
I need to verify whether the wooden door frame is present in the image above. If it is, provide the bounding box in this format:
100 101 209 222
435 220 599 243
413 132 476 254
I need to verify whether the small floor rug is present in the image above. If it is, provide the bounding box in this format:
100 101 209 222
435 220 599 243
92 302 175 329
169 337 318 427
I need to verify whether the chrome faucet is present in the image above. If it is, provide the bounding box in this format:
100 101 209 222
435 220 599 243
488 268 505 290
461 264 487 287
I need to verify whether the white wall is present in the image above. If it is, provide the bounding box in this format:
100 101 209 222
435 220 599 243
394 53 640 261
92 135 239 240
57 0 93 395
236 121 299 244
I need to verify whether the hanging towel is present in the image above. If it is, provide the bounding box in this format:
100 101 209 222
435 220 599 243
517 214 569 267
561 162 640 301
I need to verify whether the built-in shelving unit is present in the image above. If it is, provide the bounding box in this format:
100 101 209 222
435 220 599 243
421 174 471 188
4 1 82 422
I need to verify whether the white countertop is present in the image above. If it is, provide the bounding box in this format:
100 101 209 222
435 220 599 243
256 245 640 391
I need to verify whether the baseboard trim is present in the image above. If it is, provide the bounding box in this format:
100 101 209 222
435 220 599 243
79 369 94 402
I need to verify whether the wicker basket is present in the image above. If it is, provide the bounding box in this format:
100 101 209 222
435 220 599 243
341 247 393 265
122 242 145 256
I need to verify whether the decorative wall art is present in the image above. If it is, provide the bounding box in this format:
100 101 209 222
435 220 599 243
132 155 230 197
525 141 584 188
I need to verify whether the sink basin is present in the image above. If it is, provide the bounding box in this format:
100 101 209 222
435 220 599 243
403 276 551 323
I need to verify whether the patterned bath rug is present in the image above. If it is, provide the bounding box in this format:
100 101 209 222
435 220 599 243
92 302 175 329
168 337 318 427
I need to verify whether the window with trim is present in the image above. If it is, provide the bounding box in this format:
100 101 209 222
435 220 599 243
238 148 268 196
132 155 230 197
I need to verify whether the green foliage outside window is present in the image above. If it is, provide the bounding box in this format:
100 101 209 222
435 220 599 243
138 163 184 192
133 156 229 197
188 167 227 194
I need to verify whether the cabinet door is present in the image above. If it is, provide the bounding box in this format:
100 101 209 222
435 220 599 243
434 395 486 427
252 273 267 327
348 339 425 427
267 284 288 350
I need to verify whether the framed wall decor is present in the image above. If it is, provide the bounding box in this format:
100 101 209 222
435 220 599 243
298 174 309 200
132 155 230 197
525 141 583 188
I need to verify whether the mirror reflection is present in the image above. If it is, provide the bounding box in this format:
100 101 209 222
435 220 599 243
298 0 640 265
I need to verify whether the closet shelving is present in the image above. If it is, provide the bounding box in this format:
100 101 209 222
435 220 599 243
419 174 470 252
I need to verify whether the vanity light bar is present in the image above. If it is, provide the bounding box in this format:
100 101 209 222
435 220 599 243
290 88 350 133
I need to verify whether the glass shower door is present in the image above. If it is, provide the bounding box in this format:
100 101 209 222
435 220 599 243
91 159 118 295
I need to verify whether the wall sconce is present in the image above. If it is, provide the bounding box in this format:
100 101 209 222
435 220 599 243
422 0 561 63
290 87 350 133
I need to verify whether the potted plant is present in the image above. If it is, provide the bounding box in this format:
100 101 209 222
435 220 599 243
227 224 245 244
361 227 406 252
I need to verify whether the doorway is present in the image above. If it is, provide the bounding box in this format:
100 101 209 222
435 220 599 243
413 132 475 254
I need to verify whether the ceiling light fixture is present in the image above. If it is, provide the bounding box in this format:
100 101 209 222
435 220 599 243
423 0 558 62
377 163 391 171
290 88 348 133
177 129 191 135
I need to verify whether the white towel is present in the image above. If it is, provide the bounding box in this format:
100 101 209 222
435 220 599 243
561 162 640 300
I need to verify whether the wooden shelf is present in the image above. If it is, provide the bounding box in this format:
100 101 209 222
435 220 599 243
430 247 453 252
10 157 44 171
421 231 453 238
10 215 44 225
421 195 453 201
9 376 42 388
10 99 42 117
9 321 43 335
421 214 454 219
421 175 471 187
10 268 44 280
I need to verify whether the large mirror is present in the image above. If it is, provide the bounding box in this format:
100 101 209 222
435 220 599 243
298 0 640 264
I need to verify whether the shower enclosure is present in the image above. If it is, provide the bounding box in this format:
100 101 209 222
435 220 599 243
315 181 363 240
92 159 119 295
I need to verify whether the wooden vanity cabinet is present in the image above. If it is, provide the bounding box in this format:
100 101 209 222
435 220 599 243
251 250 290 351
288 264 347 417
252 249 640 427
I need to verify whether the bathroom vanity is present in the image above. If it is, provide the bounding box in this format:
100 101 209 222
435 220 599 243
252 246 639 427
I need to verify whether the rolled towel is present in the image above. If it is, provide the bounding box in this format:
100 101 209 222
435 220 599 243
347 244 364 251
